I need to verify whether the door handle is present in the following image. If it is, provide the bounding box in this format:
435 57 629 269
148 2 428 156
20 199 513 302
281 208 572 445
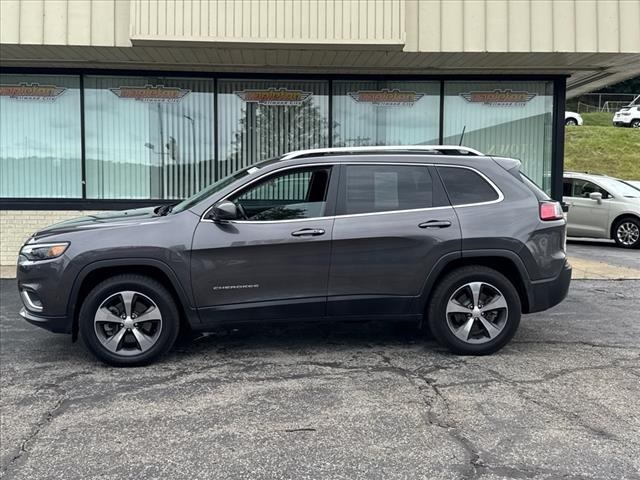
291 228 325 237
418 220 452 229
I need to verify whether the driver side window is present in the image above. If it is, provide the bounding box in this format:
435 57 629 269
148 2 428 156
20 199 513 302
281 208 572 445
230 166 332 221
572 179 609 199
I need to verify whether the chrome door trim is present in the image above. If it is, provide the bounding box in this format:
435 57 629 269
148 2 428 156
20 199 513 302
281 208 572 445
200 162 504 224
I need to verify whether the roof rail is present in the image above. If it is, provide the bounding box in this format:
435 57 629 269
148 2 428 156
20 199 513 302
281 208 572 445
280 145 483 160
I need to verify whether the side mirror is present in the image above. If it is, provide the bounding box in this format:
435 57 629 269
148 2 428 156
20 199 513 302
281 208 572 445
210 201 239 222
589 192 603 204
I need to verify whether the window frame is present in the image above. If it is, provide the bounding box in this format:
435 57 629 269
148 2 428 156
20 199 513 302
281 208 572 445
204 163 340 224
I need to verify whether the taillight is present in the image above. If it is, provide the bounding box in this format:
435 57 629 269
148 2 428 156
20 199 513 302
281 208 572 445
539 201 564 221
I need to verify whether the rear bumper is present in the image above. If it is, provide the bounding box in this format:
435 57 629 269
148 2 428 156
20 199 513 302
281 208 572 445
526 260 572 314
19 307 71 334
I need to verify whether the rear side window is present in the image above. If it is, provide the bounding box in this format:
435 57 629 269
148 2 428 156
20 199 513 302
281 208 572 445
437 167 499 205
339 165 434 215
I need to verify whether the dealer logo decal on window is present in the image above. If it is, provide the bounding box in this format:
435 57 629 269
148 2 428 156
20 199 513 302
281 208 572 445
460 89 536 107
0 83 67 102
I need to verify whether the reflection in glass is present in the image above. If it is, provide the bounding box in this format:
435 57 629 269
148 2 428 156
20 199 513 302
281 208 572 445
218 80 330 179
443 81 554 192
84 76 215 199
333 81 440 147
0 74 82 198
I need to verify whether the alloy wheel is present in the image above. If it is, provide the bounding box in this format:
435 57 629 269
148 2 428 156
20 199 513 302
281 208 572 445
445 282 509 344
94 291 163 356
616 222 640 246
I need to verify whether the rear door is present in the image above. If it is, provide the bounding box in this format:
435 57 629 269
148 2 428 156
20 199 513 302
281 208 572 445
327 162 461 316
191 164 338 322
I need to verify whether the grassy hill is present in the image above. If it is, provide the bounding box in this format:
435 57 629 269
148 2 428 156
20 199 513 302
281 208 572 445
565 113 640 180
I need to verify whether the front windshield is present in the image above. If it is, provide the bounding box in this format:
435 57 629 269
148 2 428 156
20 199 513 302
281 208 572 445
596 178 640 198
171 157 282 213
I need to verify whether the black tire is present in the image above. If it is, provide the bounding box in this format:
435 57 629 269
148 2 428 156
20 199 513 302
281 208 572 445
631 119 640 128
612 217 640 249
79 274 180 367
565 118 578 126
427 266 521 355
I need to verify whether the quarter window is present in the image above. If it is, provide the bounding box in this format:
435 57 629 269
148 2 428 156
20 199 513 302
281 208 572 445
339 165 434 215
230 167 331 221
437 167 499 205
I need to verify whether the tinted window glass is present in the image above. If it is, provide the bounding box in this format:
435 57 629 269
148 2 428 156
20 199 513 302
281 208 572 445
563 180 573 198
340 165 433 214
230 167 331 221
437 167 499 205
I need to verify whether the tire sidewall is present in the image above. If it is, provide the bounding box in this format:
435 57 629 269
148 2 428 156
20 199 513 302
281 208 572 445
79 277 179 366
613 217 640 249
428 268 521 355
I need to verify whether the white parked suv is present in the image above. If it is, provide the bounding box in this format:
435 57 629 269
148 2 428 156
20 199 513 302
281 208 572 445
613 105 640 128
563 172 640 248
565 111 583 126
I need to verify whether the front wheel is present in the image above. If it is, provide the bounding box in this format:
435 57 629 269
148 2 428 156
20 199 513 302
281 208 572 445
427 266 521 355
613 217 640 249
79 275 180 366
565 118 578 126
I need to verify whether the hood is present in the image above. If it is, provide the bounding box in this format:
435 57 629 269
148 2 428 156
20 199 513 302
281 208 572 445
33 207 160 240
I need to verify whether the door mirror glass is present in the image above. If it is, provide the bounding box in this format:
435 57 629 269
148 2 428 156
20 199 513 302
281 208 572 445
211 201 239 222
589 192 603 204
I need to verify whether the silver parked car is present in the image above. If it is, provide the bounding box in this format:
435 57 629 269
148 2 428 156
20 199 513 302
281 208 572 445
563 172 640 248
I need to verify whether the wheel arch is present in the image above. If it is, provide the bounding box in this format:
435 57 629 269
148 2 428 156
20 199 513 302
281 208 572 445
609 213 640 240
68 259 197 341
418 251 532 315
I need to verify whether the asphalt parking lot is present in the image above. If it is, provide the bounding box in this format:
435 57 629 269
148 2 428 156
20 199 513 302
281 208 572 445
1 242 639 480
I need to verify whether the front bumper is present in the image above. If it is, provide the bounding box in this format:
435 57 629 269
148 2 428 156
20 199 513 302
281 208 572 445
19 307 71 334
526 260 572 314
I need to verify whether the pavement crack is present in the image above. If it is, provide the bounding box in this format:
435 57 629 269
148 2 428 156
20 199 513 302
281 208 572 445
2 386 68 477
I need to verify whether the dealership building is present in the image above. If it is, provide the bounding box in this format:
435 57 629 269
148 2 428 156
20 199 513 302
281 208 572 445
1 0 639 271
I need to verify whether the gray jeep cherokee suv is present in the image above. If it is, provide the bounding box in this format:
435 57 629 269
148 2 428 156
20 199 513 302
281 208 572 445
17 146 571 366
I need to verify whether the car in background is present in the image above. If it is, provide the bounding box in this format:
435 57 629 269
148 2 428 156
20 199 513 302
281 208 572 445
564 172 640 249
565 111 583 126
613 105 640 128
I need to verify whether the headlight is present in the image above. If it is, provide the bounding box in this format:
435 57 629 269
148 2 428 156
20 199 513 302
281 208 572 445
20 242 69 261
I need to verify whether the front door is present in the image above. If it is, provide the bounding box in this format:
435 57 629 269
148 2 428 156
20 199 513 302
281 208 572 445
191 165 337 322
327 162 461 316
565 178 611 237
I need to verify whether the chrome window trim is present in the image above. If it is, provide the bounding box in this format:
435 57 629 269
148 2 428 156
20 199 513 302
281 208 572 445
200 162 504 224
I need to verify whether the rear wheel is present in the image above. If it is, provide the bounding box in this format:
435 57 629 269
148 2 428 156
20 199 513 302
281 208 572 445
631 119 640 128
613 217 640 249
427 266 521 355
565 118 578 126
79 275 180 366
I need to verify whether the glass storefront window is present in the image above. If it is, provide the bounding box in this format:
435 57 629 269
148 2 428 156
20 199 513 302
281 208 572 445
217 79 329 179
84 76 215 199
0 74 82 198
333 81 440 147
443 81 554 191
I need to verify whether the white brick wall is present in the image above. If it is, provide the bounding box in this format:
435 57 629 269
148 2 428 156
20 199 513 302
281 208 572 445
0 210 98 269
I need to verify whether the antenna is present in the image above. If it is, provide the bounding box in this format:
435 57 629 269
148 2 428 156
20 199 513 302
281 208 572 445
459 125 466 146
